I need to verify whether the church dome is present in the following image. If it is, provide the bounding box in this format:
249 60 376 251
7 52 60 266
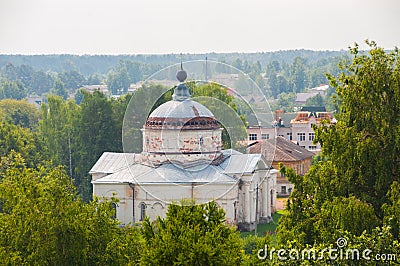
149 99 214 119
144 67 219 130
141 65 223 167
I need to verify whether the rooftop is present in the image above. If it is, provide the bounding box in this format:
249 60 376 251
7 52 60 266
247 136 314 162
90 150 274 185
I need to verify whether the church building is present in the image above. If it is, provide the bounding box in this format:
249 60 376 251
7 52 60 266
90 67 277 231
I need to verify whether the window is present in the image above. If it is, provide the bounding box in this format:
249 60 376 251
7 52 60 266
249 134 258 141
281 186 287 194
140 203 146 221
288 188 292 194
261 133 269 140
309 145 317 150
297 133 305 142
300 163 304 175
199 136 204 146
287 132 292 140
309 132 315 141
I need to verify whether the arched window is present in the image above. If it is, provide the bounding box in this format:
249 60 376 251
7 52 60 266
140 203 146 221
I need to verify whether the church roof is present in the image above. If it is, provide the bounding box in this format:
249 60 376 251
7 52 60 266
218 152 262 174
93 163 238 185
149 99 214 119
91 151 267 185
89 152 137 174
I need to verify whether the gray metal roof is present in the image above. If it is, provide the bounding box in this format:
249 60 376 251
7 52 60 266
149 99 214 119
295 92 319 103
89 152 137 174
92 162 237 185
218 153 262 174
91 149 264 185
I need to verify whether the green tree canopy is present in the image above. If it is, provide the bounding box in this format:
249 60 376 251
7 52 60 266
0 79 26 100
0 152 143 265
0 121 47 168
304 93 324 107
52 78 68 100
0 99 40 129
141 201 243 265
278 41 400 247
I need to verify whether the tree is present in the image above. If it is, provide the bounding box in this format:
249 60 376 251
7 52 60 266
86 73 103 85
106 67 130 95
277 92 295 111
31 70 54 95
59 70 86 92
189 82 247 150
0 99 40 129
0 121 47 168
75 90 119 200
0 152 143 265
383 181 400 239
52 78 68 100
111 93 132 151
141 201 243 265
278 41 400 247
0 79 26 100
290 57 307 93
40 95 77 168
305 93 324 107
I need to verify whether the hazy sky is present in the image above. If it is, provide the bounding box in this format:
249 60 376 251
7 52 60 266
1 0 399 54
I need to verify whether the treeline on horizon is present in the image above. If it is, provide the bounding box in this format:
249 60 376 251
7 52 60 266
0 50 348 75
0 50 349 112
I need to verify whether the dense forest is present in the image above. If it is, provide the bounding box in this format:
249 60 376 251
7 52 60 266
1 44 399 264
0 50 348 112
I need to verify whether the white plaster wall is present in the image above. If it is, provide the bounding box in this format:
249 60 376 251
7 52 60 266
92 169 277 228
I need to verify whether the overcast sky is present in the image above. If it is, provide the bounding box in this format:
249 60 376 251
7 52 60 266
0 0 399 55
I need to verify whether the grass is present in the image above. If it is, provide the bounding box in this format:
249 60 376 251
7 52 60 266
240 210 286 239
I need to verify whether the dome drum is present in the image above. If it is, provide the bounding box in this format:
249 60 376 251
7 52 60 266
145 116 220 130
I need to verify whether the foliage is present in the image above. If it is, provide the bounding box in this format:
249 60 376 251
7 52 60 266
75 90 121 200
189 81 248 150
277 92 295 112
107 66 131 95
0 79 26 100
0 153 143 265
140 201 243 265
40 92 128 201
52 78 68 100
40 95 78 168
383 181 400 239
277 41 400 248
0 99 40 129
58 70 86 92
305 93 324 107
0 121 48 168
